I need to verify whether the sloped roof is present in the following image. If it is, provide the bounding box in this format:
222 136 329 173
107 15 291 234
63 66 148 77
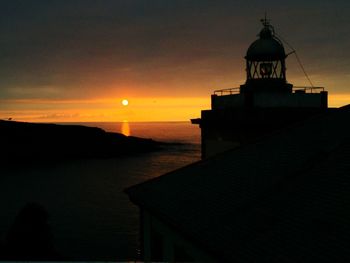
126 105 350 262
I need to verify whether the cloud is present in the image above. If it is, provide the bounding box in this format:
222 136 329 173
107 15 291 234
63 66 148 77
0 0 349 102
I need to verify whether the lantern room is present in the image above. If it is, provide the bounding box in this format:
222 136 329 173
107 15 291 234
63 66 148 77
242 18 291 93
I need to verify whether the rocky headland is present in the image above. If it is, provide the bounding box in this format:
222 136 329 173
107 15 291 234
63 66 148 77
0 120 162 162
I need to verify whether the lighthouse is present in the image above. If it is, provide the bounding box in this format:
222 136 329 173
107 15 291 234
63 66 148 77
195 18 329 159
126 18 350 262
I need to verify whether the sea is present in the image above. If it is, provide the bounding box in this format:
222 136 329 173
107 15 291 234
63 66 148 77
0 122 201 260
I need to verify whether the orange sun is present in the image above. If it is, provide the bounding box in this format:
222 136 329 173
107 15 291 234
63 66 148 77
121 99 129 106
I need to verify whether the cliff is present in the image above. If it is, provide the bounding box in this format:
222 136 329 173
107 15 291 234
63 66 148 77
0 120 161 162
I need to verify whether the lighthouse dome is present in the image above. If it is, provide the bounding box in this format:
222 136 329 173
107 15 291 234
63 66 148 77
246 26 285 61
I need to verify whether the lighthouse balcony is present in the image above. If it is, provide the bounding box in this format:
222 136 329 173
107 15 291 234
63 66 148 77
211 86 327 110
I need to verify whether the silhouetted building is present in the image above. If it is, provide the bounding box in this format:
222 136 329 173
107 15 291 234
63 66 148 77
127 105 350 262
126 19 350 262
195 18 329 158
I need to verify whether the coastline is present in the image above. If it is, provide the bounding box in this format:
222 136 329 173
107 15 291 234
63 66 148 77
0 120 163 162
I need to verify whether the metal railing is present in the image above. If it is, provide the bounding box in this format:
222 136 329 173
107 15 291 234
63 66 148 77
213 86 325 96
292 86 325 93
213 87 240 96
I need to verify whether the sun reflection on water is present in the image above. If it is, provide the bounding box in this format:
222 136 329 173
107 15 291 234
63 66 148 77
121 120 130 136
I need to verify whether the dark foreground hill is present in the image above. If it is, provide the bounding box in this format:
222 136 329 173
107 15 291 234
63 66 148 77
0 120 162 162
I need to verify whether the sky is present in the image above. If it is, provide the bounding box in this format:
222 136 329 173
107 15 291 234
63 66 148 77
1 0 350 122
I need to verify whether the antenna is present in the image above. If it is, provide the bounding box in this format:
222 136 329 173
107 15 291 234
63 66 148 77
260 13 275 36
260 12 270 27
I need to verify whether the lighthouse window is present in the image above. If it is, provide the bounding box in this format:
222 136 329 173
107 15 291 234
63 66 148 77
260 62 272 77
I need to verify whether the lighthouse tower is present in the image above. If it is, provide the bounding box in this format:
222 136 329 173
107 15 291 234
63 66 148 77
195 19 329 159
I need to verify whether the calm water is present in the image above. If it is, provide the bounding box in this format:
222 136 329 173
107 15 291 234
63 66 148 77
0 122 200 260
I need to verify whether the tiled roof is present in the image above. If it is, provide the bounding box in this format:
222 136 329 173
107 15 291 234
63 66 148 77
126 105 350 262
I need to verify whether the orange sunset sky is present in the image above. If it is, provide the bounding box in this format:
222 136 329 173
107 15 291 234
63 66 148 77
1 1 350 122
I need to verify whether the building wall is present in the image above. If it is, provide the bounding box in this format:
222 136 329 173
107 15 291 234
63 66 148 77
142 209 216 262
212 92 328 110
200 107 332 159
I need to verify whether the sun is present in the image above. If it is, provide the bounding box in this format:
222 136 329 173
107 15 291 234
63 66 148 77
121 99 129 106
